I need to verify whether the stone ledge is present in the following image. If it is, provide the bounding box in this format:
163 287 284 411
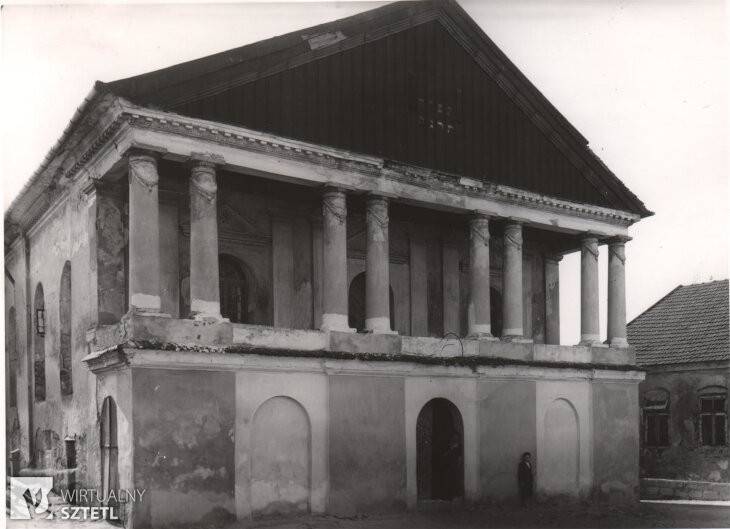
641 478 730 501
84 319 641 372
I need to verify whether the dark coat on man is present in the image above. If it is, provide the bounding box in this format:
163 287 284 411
518 459 534 501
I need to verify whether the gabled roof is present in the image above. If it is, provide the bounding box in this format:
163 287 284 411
99 0 651 218
629 279 729 367
5 0 652 249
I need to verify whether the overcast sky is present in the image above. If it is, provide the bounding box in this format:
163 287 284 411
1 0 727 344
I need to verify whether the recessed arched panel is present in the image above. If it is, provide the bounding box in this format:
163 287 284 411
7 307 18 408
59 261 72 395
250 396 311 518
416 397 464 501
542 398 579 496
33 283 46 402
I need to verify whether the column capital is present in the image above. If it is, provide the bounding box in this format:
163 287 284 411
366 193 389 205
322 184 348 196
189 151 225 167
127 147 163 164
190 159 217 175
504 222 522 249
322 187 347 226
608 235 632 245
470 211 491 221
469 215 490 246
544 253 564 265
580 235 600 261
128 149 159 192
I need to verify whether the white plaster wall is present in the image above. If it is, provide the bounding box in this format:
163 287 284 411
234 371 328 520
404 376 479 507
535 380 593 497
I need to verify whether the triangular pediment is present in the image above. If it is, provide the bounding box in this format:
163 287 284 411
102 0 649 217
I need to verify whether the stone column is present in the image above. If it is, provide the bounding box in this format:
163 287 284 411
607 237 629 348
468 215 492 337
128 150 163 315
189 161 221 320
365 195 393 333
544 254 562 345
580 235 601 346
321 187 353 332
502 221 524 339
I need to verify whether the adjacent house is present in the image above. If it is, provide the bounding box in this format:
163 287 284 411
5 1 651 526
629 279 729 494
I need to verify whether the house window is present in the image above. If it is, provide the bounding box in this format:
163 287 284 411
643 389 670 447
700 394 726 447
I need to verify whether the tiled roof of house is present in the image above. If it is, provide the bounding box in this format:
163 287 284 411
628 279 729 366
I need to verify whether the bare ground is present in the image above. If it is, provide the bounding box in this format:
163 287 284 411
237 501 730 529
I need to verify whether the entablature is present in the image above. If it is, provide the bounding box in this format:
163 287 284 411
6 95 641 249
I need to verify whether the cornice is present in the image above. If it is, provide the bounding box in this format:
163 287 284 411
120 106 639 226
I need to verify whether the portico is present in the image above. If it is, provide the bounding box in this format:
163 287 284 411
115 104 633 347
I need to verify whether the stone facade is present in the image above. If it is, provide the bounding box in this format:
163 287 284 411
4 2 650 527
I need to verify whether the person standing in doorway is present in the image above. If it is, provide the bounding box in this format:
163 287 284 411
518 452 534 504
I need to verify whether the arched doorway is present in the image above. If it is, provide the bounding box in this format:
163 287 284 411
219 254 249 323
347 272 395 332
543 398 579 496
100 397 119 508
250 396 311 518
416 398 464 501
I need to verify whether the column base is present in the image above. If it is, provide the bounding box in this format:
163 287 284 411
365 317 398 335
128 307 171 318
609 337 630 348
580 334 605 347
501 335 533 344
467 332 499 341
191 313 229 323
321 313 355 333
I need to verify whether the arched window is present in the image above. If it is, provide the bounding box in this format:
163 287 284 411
34 283 46 402
60 262 72 395
7 307 17 408
219 254 249 324
347 272 395 332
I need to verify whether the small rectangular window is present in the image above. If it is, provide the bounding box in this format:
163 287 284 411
700 396 727 446
645 412 669 447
